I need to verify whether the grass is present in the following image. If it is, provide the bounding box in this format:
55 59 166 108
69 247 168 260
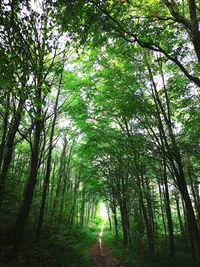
40 226 100 267
102 228 200 267
0 226 100 267
1 221 199 267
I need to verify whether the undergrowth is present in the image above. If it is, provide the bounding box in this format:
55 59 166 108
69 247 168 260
102 229 200 267
0 226 99 267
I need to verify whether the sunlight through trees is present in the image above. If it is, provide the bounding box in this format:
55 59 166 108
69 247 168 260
0 1 200 266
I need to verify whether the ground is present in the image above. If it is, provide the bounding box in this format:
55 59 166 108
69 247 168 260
91 225 124 267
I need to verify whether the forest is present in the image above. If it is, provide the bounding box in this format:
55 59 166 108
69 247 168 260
0 0 200 266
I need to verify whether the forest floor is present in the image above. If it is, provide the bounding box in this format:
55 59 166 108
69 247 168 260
91 225 124 267
1 224 200 267
91 239 125 267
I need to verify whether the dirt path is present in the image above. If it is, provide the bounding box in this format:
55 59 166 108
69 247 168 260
91 226 125 267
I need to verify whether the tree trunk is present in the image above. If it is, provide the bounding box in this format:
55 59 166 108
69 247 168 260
120 202 130 247
163 158 175 257
107 205 112 230
0 97 24 205
35 82 61 241
146 59 200 254
138 174 155 254
188 0 200 64
50 138 68 224
0 91 10 170
158 177 167 241
7 85 42 246
175 193 185 237
80 189 86 228
112 202 118 239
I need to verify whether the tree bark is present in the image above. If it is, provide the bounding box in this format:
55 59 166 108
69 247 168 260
188 0 200 63
0 97 25 205
163 159 175 257
35 81 61 241
0 91 10 171
7 84 42 246
146 59 200 254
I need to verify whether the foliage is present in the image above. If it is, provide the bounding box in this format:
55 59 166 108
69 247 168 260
0 0 200 266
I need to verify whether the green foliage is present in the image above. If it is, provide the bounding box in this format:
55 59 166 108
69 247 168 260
103 229 200 267
40 228 99 267
0 0 200 266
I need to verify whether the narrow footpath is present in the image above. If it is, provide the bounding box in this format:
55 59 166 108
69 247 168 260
91 225 125 267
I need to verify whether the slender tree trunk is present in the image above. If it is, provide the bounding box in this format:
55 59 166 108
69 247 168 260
0 92 10 170
107 205 112 230
50 139 68 224
175 193 185 237
138 175 154 254
158 177 167 241
58 171 69 223
144 174 155 249
187 161 200 228
67 178 79 229
0 97 25 205
80 189 85 228
49 161 56 215
59 147 73 224
87 202 91 226
35 83 61 241
185 208 196 259
163 159 175 257
174 163 200 254
146 59 200 254
112 202 118 239
7 84 42 246
120 203 130 247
